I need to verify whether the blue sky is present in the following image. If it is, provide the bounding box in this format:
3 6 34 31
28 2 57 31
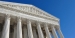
1 0 75 38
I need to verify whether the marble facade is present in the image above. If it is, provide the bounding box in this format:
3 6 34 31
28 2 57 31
0 1 64 38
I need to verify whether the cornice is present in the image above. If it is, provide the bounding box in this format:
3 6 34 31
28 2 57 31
0 1 59 22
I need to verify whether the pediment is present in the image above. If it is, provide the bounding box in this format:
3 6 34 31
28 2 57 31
0 1 59 21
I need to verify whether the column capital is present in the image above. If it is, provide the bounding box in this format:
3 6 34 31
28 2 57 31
44 23 47 27
51 25 55 28
37 22 40 24
17 17 21 20
27 19 31 24
56 26 61 30
17 17 21 23
5 14 10 19
27 19 30 21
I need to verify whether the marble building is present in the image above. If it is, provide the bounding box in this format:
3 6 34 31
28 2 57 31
0 1 64 38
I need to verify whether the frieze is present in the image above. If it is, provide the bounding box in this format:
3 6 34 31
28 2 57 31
0 3 59 22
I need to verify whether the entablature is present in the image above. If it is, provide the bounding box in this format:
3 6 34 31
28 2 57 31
0 1 59 22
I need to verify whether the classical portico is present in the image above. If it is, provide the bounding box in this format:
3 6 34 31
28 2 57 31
0 1 64 38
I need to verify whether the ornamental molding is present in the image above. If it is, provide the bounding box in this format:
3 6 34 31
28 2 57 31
0 1 59 22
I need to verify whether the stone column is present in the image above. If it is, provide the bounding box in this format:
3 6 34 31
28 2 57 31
33 27 38 38
1 15 10 38
27 20 33 38
13 25 17 38
23 26 28 38
17 18 22 38
37 22 44 38
44 24 52 38
51 26 58 38
57 27 64 38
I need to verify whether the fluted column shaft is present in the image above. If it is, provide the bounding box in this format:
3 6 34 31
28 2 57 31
44 24 52 38
37 22 44 38
23 26 28 38
27 20 33 38
33 27 38 38
1 15 10 38
13 25 17 38
17 18 22 38
51 26 58 38
57 27 64 38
